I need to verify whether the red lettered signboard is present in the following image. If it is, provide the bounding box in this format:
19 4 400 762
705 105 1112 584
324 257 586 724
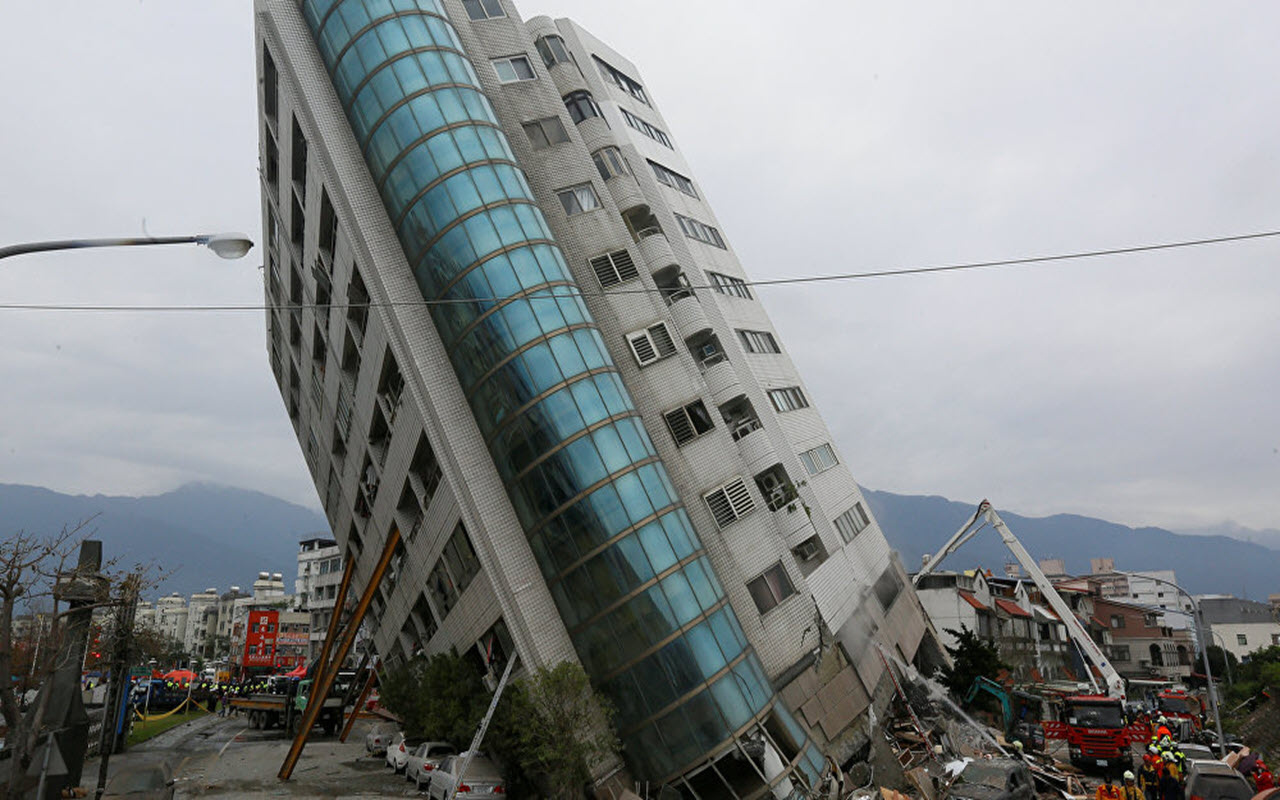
242 610 279 668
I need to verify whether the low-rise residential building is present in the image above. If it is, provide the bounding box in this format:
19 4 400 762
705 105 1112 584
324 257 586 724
1199 596 1280 661
914 569 1073 682
1092 595 1193 680
1089 560 1192 629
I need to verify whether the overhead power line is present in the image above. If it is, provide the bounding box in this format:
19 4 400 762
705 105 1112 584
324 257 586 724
0 229 1275 313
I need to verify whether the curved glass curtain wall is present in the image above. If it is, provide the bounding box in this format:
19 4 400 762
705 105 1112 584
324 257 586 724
301 0 821 783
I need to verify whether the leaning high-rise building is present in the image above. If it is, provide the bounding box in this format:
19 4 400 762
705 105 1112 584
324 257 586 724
255 0 940 793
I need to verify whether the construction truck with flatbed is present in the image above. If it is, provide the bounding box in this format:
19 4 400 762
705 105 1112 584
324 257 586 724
916 500 1147 770
230 673 351 736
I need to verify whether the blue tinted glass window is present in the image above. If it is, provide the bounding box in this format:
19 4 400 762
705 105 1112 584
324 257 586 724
614 470 654 525
707 609 743 661
463 214 501 258
470 164 504 202
400 14 432 47
443 51 476 85
426 15 461 50
443 171 481 213
684 691 728 752
636 520 677 573
657 639 702 699
548 330 586 375
590 425 631 474
338 3 370 36
508 246 546 286
709 669 752 729
662 511 697 559
586 484 629 537
685 622 727 679
661 571 699 626
489 205 528 249
480 256 519 297
685 558 721 611
391 56 428 95
435 225 477 271
568 379 607 426
425 130 463 175
562 437 607 487
375 19 410 54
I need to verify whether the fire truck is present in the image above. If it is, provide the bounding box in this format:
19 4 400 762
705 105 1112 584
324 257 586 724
916 501 1148 770
1156 689 1204 734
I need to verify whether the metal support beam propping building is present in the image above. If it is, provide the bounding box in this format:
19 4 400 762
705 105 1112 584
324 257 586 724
278 527 401 781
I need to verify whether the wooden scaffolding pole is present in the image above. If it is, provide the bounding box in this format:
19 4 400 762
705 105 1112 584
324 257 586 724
278 527 401 781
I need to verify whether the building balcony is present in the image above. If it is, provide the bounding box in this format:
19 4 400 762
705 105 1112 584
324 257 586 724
701 357 741 406
548 60 588 98
667 293 711 339
734 422 776 472
604 173 647 214
635 226 677 271
782 515 818 548
576 115 613 152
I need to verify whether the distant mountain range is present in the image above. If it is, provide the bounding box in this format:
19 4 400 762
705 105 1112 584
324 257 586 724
863 490 1280 599
3 481 1275 603
0 482 328 601
1173 520 1280 552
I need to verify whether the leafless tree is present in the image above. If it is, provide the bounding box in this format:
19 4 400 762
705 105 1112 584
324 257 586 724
0 520 96 797
0 518 166 799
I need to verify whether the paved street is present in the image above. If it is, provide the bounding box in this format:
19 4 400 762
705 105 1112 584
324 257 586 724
84 714 418 798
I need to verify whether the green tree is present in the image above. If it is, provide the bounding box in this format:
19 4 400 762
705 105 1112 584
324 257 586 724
503 662 620 798
380 655 619 798
941 625 1008 697
380 649 490 745
1226 645 1280 705
1205 645 1238 684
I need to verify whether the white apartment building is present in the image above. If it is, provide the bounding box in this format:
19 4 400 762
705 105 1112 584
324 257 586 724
184 588 221 655
153 593 189 647
254 0 940 791
296 536 344 659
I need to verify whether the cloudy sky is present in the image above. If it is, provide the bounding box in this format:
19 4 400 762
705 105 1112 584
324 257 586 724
1 2 1276 534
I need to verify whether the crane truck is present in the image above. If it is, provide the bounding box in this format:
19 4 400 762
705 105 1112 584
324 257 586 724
916 500 1148 770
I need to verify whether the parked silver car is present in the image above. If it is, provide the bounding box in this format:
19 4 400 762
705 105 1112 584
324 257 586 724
1184 759 1253 800
428 753 505 799
406 741 457 792
364 723 395 756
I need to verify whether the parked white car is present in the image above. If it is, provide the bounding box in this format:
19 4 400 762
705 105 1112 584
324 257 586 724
386 731 418 773
406 741 457 791
428 753 505 799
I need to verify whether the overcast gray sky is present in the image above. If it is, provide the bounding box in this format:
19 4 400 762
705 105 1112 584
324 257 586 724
1 1 1276 534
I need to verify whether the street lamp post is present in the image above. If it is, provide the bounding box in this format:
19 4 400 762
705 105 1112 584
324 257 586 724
1118 571 1226 752
0 232 254 262
1207 630 1234 688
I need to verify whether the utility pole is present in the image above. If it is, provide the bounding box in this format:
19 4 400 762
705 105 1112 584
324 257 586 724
95 574 140 800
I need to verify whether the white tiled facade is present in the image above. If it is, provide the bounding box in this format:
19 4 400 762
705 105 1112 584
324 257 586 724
255 0 939 789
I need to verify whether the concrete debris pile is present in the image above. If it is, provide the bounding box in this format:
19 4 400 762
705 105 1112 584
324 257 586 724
818 665 1093 800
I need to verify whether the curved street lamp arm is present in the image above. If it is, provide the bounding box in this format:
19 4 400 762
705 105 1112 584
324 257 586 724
0 236 204 261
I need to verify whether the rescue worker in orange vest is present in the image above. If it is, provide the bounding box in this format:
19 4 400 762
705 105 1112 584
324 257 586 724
1097 775 1124 800
1139 753 1161 800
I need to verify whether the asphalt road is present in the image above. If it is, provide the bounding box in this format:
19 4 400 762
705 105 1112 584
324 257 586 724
84 713 418 798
